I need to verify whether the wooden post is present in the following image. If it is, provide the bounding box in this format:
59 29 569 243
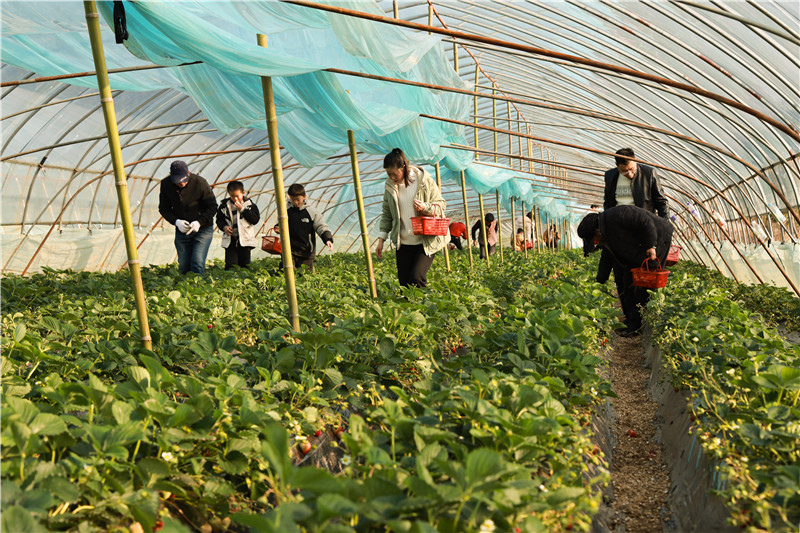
522 200 529 258
257 33 300 331
496 191 503 263
347 130 378 297
84 1 151 350
510 196 517 252
461 171 474 269
478 194 490 265
435 163 451 271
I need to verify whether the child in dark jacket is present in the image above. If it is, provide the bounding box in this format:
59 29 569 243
216 181 260 269
275 184 333 273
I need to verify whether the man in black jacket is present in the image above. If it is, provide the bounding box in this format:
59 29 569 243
604 148 669 217
597 148 671 318
158 160 218 274
578 205 673 337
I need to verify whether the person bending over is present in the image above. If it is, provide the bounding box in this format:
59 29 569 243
577 205 673 337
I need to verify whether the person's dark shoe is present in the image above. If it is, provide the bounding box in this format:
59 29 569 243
617 327 642 338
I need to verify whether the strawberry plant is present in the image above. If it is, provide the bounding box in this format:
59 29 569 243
3 250 620 531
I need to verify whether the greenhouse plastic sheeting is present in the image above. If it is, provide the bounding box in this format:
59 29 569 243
0 0 577 223
680 240 800 290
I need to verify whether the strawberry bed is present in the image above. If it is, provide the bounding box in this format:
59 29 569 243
2 250 618 532
643 263 800 531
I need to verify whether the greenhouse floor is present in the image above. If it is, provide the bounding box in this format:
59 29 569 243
591 329 738 533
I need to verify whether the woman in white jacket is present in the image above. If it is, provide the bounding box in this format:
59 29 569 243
375 148 447 288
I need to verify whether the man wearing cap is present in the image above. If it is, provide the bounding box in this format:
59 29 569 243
577 205 673 337
158 160 218 274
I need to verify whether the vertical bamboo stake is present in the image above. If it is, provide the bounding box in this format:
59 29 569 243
526 124 533 173
545 213 551 252
258 33 300 331
522 200 529 258
507 101 513 169
84 1 151 350
393 0 398 19
461 171 474 269
492 88 498 164
435 163 451 272
496 191 503 263
478 194 490 265
427 3 433 33
474 65 480 157
510 197 517 252
491 91 502 263
347 130 378 298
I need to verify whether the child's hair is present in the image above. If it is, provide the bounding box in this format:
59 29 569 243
227 181 245 193
516 228 524 234
383 148 411 186
485 213 495 224
288 183 306 197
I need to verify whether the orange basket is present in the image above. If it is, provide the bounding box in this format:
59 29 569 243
665 244 682 266
261 228 282 255
411 216 450 236
631 258 670 289
411 203 449 236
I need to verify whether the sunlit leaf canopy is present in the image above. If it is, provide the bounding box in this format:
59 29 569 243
1 0 798 287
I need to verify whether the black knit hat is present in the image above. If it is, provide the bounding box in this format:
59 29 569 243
577 212 600 256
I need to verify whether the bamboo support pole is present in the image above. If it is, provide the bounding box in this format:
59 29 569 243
83 1 151 350
510 197 517 252
435 163 451 272
346 130 378 298
478 194 490 265
522 200 529 258
491 95 503 263
258 33 300 331
492 88 498 164
461 171 474 270
496 191 503 263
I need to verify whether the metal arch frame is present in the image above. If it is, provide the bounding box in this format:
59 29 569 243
3 2 796 284
428 113 800 230
668 1 799 97
416 0 800 212
674 1 800 45
441 119 800 293
418 0 800 154
323 65 798 226
468 44 798 198
598 1 799 111
460 45 797 215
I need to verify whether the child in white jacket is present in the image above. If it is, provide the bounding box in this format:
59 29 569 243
216 181 260 270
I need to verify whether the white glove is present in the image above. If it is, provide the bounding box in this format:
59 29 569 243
175 219 190 234
188 220 200 234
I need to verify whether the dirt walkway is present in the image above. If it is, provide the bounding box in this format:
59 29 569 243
606 334 671 532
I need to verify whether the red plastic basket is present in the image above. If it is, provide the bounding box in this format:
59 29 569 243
665 244 682 266
411 216 450 236
261 228 282 255
631 258 670 289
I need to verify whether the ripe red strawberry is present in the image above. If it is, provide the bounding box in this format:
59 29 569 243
627 428 638 438
207 324 213 329
154 521 164 532
451 346 457 353
299 442 311 455
315 429 322 437
591 445 600 455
